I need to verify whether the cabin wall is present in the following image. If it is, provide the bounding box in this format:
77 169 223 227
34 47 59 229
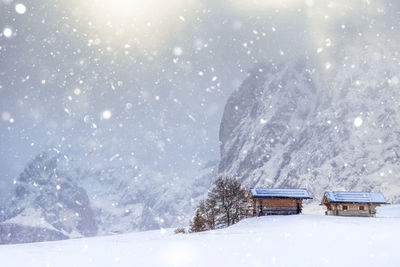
261 198 300 207
324 203 380 217
249 198 303 216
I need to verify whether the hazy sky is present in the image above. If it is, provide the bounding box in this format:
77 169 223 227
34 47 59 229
0 0 398 200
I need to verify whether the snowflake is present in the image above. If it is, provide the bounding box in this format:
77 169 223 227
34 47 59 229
3 28 12 38
15 3 26 14
102 110 112 120
354 117 363 127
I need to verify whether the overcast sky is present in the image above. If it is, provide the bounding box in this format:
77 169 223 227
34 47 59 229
1 0 398 200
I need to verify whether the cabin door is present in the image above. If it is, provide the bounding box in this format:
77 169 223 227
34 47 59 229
258 200 264 216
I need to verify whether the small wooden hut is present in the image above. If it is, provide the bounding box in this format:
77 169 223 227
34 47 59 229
248 188 312 216
322 191 388 217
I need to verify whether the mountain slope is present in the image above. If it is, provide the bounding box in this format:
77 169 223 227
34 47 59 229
218 45 400 203
0 150 215 244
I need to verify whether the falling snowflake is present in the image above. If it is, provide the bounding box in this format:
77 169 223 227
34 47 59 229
1 112 11 121
173 46 183 56
15 3 26 14
354 117 363 127
3 28 12 38
102 110 112 120
325 62 331 70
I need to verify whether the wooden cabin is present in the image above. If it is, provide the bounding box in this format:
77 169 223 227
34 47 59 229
248 188 312 216
322 191 388 217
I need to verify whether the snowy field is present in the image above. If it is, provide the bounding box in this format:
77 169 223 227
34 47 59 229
0 205 399 267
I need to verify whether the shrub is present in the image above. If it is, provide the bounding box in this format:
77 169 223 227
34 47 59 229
174 227 186 234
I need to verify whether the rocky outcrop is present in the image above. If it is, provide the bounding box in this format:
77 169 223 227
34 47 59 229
0 150 215 244
218 46 400 203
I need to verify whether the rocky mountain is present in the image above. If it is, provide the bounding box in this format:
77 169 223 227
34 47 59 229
218 44 400 204
3 39 400 246
0 150 215 244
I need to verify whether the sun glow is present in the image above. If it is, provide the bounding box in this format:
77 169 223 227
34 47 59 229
88 0 180 25
69 0 191 49
230 0 304 10
65 0 381 58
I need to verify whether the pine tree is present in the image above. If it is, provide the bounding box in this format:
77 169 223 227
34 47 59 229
189 208 207 232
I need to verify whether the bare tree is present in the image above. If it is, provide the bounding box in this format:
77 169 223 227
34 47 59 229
203 198 218 230
207 177 248 227
190 177 248 231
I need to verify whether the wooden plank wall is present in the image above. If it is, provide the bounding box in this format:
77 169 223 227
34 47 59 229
324 203 380 217
248 198 303 216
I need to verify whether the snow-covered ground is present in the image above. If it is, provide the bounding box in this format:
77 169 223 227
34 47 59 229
0 205 399 267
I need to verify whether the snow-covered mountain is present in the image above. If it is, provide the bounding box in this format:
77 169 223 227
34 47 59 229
3 41 400 245
0 150 215 244
218 43 400 204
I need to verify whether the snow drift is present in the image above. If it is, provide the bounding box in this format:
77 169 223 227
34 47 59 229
0 205 399 267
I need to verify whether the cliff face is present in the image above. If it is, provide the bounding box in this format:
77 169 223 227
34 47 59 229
218 47 400 203
0 151 215 244
0 152 97 241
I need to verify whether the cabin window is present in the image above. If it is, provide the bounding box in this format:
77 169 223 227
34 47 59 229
359 206 364 211
342 205 348 210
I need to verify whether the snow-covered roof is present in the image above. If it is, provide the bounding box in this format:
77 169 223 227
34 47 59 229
250 188 312 199
323 191 388 204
